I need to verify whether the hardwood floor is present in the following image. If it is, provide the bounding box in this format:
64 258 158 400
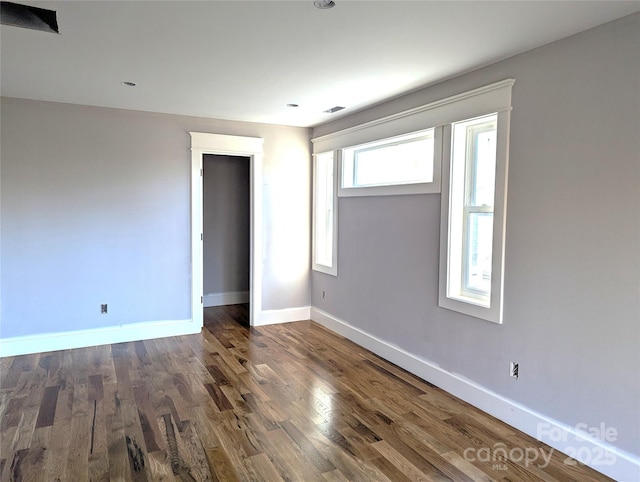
0 305 612 481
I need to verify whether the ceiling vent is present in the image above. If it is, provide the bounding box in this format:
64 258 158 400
1 2 59 34
324 106 345 114
314 0 336 9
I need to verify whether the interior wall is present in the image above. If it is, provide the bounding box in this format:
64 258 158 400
311 13 640 458
202 154 250 297
0 99 311 339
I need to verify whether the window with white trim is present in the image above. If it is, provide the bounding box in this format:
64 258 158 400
340 129 439 197
448 114 497 304
310 78 514 305
439 108 511 323
312 151 338 275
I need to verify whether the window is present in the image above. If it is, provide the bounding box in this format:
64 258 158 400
312 151 338 275
439 110 511 324
339 129 441 197
449 114 497 303
310 78 514 302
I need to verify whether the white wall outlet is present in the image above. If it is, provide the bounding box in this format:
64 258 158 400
101 303 108 314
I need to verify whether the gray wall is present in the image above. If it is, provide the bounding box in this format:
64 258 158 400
312 14 640 456
203 154 250 296
0 99 311 338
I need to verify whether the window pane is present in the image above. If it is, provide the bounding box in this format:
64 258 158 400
470 128 497 207
465 212 493 294
342 129 434 189
314 152 334 267
353 136 434 187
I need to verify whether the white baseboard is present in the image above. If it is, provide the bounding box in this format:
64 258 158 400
255 306 311 326
204 291 249 307
0 318 200 357
310 307 640 482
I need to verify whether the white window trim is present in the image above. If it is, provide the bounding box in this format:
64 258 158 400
311 79 514 309
311 79 515 152
438 108 512 324
338 127 443 197
312 151 339 276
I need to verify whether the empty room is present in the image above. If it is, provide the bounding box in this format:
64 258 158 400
1 1 639 481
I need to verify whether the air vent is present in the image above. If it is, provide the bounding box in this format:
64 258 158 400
324 106 345 114
314 0 336 9
1 2 59 34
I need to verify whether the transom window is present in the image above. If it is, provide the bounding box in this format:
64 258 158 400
343 130 434 188
339 129 440 197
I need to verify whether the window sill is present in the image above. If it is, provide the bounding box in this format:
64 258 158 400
338 182 440 197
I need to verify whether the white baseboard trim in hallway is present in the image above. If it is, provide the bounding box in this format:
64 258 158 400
203 291 250 307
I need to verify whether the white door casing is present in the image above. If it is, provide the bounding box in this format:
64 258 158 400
190 132 263 327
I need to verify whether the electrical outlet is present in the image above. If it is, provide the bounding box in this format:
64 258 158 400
322 291 326 299
510 362 519 379
101 304 108 314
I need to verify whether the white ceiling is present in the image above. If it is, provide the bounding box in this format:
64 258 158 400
2 1 638 127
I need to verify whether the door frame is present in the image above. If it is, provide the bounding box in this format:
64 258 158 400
190 132 263 327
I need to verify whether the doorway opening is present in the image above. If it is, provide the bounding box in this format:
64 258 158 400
190 132 263 328
202 154 250 325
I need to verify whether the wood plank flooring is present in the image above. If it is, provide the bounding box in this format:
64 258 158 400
0 305 612 481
